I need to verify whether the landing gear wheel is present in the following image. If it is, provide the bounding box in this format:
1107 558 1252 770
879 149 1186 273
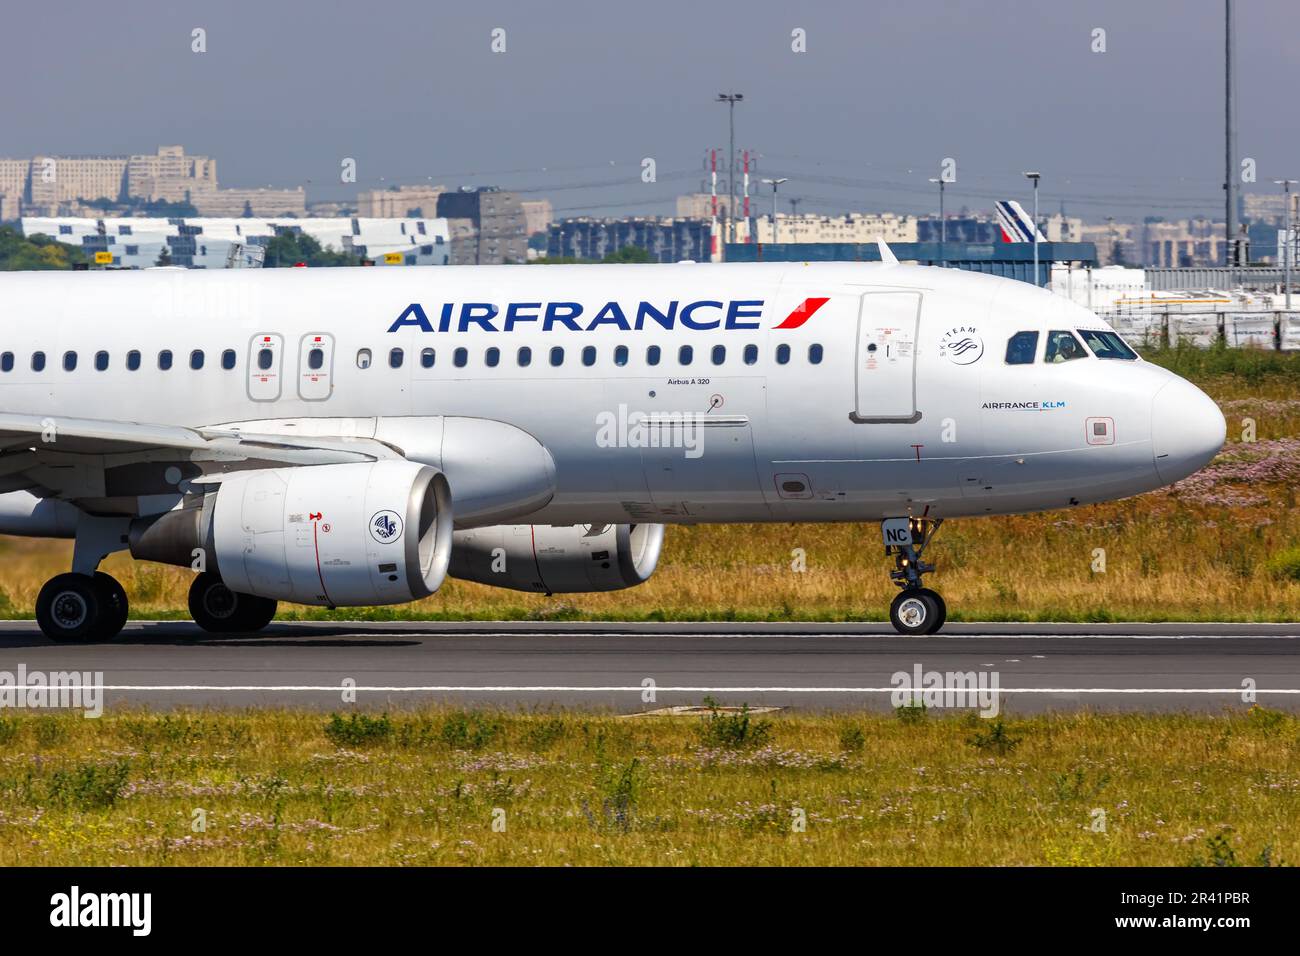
93 572 129 637
890 589 943 636
916 587 947 633
188 572 278 634
36 573 107 643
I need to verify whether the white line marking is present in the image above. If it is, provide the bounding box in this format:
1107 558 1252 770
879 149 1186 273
6 685 1298 695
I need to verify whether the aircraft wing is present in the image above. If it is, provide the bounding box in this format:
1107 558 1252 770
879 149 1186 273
0 411 401 506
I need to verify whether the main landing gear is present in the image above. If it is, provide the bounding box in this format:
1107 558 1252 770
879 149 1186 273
882 516 947 636
188 572 278 634
35 571 129 643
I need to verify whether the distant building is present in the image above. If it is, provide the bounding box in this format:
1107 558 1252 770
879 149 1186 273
676 192 740 219
548 217 712 262
917 216 1001 244
1242 191 1300 225
436 187 528 264
520 199 553 236
357 184 446 218
187 186 307 218
755 212 917 244
21 216 451 269
1141 218 1227 268
1 146 218 215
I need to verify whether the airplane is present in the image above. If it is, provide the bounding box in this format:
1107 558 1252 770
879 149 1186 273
0 250 1225 640
995 200 1047 243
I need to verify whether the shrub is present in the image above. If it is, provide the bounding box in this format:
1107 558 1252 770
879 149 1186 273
838 725 866 753
1263 546 1300 581
46 761 130 810
324 712 392 747
968 719 1022 756
698 699 772 750
439 712 502 750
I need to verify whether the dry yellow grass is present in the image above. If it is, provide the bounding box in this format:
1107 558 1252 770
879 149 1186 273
0 707 1295 866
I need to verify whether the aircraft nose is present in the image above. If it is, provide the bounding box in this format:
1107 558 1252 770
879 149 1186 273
1150 377 1226 485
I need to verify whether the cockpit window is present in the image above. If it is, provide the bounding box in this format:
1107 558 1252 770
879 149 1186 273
1077 328 1138 360
1005 331 1039 365
1045 330 1087 363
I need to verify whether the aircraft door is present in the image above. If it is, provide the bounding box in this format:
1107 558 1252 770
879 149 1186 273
851 291 921 423
247 334 284 402
297 333 335 401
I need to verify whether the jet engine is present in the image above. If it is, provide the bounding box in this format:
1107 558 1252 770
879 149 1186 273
449 523 664 593
129 460 452 607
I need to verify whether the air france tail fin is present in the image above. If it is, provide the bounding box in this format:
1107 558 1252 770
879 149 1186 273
995 200 1046 243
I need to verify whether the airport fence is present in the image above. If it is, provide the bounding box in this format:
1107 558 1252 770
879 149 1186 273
1103 310 1300 351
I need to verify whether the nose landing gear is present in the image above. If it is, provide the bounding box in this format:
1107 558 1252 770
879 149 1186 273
882 517 947 635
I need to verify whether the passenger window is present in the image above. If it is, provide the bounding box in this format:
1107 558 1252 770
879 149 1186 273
679 345 693 365
63 351 77 372
190 349 204 370
356 348 372 369
1045 330 1086 363
454 347 468 368
518 346 532 367
743 344 758 365
808 344 823 364
646 345 661 366
550 346 564 367
614 345 628 367
304 348 322 370
256 348 273 371
485 347 500 368
389 348 404 369
1077 328 1138 360
776 344 790 365
420 348 435 369
1 352 12 372
94 351 109 371
711 345 726 365
159 350 173 370
222 349 236 370
127 350 141 371
1005 331 1039 365
582 346 596 367
31 352 45 372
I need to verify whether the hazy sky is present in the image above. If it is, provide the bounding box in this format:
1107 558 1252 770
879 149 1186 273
4 0 1297 220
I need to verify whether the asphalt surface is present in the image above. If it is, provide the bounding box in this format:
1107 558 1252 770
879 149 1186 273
0 620 1298 714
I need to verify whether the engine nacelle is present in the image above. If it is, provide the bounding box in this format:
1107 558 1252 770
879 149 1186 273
448 523 664 593
130 460 452 607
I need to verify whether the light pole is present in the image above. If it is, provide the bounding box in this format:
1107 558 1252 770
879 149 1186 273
717 93 743 245
1023 171 1041 286
929 177 946 267
1276 179 1298 308
761 177 788 244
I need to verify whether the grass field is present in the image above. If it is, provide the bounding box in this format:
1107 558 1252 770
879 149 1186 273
0 345 1297 623
0 706 1295 866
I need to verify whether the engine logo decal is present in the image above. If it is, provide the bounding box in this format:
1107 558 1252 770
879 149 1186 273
939 326 984 365
370 510 403 544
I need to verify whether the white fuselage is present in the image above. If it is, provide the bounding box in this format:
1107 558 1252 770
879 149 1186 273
0 261 1225 529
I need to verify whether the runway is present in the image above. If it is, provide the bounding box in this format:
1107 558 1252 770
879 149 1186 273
1 619 1298 714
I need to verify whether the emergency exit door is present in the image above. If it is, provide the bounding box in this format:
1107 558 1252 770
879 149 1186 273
297 333 335 401
247 333 284 402
851 291 921 423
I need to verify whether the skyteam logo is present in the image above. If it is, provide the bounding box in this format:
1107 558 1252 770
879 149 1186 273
369 510 403 544
938 326 984 365
384 298 827 333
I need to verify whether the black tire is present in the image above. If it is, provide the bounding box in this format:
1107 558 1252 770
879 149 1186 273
93 572 129 638
915 587 947 633
36 573 107 643
188 573 277 634
889 589 942 636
